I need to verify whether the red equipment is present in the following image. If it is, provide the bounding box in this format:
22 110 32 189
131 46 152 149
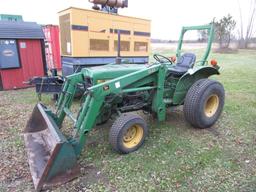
42 25 61 70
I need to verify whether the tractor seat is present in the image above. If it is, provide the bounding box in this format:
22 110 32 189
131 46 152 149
168 53 196 76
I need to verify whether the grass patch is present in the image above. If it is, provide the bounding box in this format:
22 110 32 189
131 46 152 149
0 49 255 191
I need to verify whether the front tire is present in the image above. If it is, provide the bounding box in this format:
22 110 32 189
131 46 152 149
109 113 148 154
184 79 225 128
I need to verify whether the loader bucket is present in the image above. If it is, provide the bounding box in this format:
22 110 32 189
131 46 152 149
24 104 80 191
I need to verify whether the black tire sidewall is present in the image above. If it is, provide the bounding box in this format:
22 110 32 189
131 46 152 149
196 82 225 128
117 117 148 154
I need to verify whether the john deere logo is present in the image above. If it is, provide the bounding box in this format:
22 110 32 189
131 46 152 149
2 49 14 57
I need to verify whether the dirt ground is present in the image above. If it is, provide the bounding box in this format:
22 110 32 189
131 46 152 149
0 49 256 192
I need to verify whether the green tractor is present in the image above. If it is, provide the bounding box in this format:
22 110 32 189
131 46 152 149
24 24 225 191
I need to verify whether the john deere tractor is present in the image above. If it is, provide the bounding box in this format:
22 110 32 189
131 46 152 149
24 24 225 191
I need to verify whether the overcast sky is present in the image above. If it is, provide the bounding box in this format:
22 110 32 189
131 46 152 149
0 0 254 39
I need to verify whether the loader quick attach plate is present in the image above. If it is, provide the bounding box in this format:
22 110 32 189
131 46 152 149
24 104 80 191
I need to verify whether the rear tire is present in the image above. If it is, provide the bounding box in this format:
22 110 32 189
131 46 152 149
109 113 148 154
184 79 225 128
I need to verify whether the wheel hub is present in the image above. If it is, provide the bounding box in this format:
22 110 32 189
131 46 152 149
204 94 219 117
123 125 143 148
123 126 137 142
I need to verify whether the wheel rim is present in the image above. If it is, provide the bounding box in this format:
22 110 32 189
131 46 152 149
123 125 143 148
204 94 219 117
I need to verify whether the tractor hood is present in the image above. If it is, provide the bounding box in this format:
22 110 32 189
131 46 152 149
82 64 147 80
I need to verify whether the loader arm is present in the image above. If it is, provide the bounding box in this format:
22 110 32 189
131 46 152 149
24 63 167 191
55 73 84 126
71 63 167 155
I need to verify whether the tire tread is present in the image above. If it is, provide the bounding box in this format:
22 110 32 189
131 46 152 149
109 113 147 153
184 78 224 128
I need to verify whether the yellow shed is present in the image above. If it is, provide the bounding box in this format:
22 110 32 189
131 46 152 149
58 7 151 76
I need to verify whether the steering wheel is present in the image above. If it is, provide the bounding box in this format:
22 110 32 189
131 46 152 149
153 54 173 64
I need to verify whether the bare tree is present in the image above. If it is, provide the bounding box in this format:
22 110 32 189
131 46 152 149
214 14 236 49
197 30 208 42
237 0 256 48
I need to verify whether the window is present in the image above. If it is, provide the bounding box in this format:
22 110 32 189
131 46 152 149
0 40 20 69
114 41 130 51
134 42 148 52
90 39 109 51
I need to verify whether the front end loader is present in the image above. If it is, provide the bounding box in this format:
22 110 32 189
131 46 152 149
24 24 225 191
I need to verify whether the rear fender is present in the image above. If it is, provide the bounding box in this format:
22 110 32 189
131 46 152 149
172 66 220 105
